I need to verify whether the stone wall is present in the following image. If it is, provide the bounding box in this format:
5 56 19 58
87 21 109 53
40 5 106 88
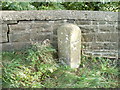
0 10 119 58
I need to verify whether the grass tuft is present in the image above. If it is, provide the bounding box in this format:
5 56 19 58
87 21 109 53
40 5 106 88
1 42 119 88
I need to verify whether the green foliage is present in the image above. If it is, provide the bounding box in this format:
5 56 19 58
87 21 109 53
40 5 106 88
31 2 65 10
2 43 57 88
62 2 119 12
1 1 119 12
1 2 37 10
2 43 119 88
99 2 119 12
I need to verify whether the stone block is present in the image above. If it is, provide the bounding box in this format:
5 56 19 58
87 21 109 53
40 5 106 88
2 43 14 51
0 33 8 42
30 23 53 33
96 33 118 42
103 43 118 50
30 32 52 42
92 43 104 50
57 23 81 68
13 42 31 51
82 33 95 42
9 33 30 42
101 53 118 58
9 23 31 34
0 24 8 33
79 25 98 33
2 42 31 51
107 21 118 25
99 25 116 32
75 20 91 25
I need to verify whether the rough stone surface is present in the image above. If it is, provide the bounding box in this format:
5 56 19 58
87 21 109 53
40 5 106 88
9 33 30 42
0 24 8 42
58 24 81 68
0 33 8 42
1 11 118 21
0 24 8 33
0 10 119 58
1 42 31 51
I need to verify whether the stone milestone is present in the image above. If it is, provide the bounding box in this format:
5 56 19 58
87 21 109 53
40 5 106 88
57 23 81 68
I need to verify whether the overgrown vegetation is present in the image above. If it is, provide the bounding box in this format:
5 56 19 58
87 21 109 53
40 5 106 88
1 43 119 88
1 1 119 12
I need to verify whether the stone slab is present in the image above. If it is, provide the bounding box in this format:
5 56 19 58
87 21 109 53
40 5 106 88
1 11 118 21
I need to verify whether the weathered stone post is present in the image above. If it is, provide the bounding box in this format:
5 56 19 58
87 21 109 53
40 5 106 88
57 23 81 68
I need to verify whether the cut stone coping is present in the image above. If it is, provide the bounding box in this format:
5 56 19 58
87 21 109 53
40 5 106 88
0 10 118 21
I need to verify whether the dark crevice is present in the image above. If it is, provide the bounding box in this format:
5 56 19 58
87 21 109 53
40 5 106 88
7 24 10 42
7 21 19 25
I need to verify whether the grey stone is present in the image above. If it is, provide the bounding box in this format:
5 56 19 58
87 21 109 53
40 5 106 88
1 11 118 21
0 24 8 34
0 33 8 42
9 23 31 34
30 32 52 42
82 33 95 42
1 42 31 51
75 20 91 25
9 33 30 42
96 33 118 42
57 23 81 68
99 25 116 32
78 25 98 33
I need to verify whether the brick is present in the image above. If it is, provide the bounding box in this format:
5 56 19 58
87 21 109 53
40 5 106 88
0 33 8 42
92 21 98 25
107 21 117 25
92 21 107 25
9 33 30 42
99 25 116 32
92 42 118 50
96 33 118 42
92 43 104 50
79 25 98 33
75 20 91 25
103 43 118 50
98 21 107 24
82 33 95 42
101 53 118 58
92 53 102 57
